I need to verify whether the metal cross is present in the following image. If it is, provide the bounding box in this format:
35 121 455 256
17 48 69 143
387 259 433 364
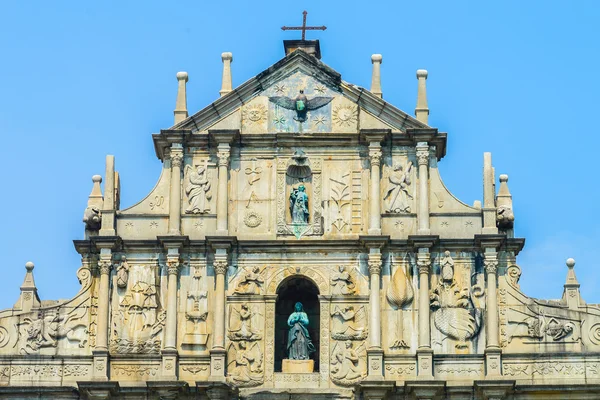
281 10 327 41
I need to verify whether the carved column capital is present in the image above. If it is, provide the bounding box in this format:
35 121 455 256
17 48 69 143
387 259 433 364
416 144 430 166
416 253 431 275
98 258 112 275
484 258 499 275
368 259 382 276
217 150 230 167
369 148 382 167
214 259 228 275
170 149 184 168
166 257 181 276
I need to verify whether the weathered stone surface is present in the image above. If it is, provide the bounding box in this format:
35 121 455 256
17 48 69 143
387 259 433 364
0 39 595 399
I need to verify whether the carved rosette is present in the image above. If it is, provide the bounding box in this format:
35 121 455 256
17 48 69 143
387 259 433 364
214 260 228 276
416 145 429 166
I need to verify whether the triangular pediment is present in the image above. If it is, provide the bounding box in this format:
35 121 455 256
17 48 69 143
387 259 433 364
172 50 428 134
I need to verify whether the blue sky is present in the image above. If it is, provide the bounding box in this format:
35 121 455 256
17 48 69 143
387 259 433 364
0 1 598 308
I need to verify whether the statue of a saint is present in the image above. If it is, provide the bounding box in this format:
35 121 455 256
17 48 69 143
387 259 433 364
185 165 212 214
384 162 413 213
286 302 315 360
289 184 309 224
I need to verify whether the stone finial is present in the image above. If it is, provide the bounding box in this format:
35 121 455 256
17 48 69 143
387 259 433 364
496 174 515 231
174 71 189 124
565 258 579 286
83 175 104 233
563 258 582 309
482 152 498 234
99 155 116 236
14 261 41 312
370 54 383 98
415 69 429 124
219 52 233 97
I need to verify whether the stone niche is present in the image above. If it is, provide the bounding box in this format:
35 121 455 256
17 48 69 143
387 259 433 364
276 151 323 238
275 277 320 373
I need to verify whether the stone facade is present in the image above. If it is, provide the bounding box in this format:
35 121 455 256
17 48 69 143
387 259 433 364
0 42 599 399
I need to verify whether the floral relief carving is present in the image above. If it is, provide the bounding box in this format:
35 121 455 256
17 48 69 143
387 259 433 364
112 365 159 378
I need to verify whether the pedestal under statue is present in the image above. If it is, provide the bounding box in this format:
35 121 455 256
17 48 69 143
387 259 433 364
282 302 315 373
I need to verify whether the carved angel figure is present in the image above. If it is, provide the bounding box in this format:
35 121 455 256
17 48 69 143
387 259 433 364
331 266 357 295
331 305 367 340
269 90 333 122
227 341 263 387
228 304 261 341
331 341 367 385
185 165 212 214
233 267 264 295
430 252 482 349
384 161 413 213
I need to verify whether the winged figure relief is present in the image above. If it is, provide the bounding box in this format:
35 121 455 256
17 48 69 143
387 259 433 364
269 90 333 122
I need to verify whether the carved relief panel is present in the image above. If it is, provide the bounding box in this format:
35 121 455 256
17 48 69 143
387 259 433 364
182 264 210 347
232 158 273 236
110 260 165 354
226 301 265 387
429 252 485 354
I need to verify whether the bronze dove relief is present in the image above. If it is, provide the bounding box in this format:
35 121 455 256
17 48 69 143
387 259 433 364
269 89 333 122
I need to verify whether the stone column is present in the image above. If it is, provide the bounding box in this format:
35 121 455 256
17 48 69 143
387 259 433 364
484 251 500 350
161 250 180 378
416 143 431 235
96 252 112 352
416 249 433 377
216 143 231 235
367 251 382 349
367 250 384 379
368 142 383 235
483 249 502 376
168 145 184 235
210 250 228 380
93 248 112 379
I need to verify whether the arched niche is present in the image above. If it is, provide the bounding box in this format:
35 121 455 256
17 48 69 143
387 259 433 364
274 276 320 372
276 152 323 237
